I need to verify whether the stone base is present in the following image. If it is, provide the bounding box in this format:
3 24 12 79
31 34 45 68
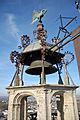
6 84 79 120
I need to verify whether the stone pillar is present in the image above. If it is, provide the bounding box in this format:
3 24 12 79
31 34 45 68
7 93 21 120
47 92 52 120
20 98 24 120
72 90 79 120
24 97 27 120
37 89 50 120
57 95 64 120
20 97 27 120
64 91 76 120
7 97 13 120
64 64 70 85
14 104 20 120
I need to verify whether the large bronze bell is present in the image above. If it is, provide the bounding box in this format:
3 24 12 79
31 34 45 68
25 60 57 75
19 21 64 84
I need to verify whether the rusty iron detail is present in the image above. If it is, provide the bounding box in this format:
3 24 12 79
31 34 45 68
10 51 20 86
21 35 30 49
33 22 47 41
10 51 24 86
57 15 77 39
62 51 74 65
10 51 21 67
9 10 80 86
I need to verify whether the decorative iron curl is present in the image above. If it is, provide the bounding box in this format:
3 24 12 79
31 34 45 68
33 28 47 41
21 35 30 49
10 51 21 67
62 51 74 65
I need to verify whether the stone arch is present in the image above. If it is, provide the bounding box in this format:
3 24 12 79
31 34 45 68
13 91 37 104
12 91 37 120
50 90 65 101
50 90 65 120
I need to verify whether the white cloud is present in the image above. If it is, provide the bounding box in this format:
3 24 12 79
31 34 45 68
6 13 21 39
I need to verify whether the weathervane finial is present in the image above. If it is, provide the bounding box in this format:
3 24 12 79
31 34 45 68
32 9 47 24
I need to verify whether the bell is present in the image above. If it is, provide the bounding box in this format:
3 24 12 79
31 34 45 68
25 60 57 75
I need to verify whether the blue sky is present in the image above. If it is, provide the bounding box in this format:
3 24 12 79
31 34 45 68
0 0 80 96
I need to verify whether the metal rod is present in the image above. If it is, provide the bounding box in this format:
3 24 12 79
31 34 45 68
63 16 77 29
9 70 17 86
41 43 46 84
57 27 61 39
41 59 46 84
49 32 72 50
21 65 24 85
56 64 63 84
60 15 63 28
56 16 77 39
54 32 80 52
62 17 75 19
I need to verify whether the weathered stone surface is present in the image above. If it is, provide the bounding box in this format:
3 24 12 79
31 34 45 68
6 84 79 120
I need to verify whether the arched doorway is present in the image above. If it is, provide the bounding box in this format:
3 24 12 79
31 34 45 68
13 93 37 120
20 95 37 120
51 95 57 120
51 91 64 120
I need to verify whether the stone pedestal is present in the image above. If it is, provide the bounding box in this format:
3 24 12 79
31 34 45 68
7 84 79 120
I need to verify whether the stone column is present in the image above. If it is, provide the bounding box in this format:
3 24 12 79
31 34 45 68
24 97 27 120
20 98 24 120
57 95 64 120
47 92 52 120
64 64 70 85
37 89 49 120
14 104 20 120
64 91 75 120
8 99 13 120
20 97 27 120
72 90 79 120
7 92 14 120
